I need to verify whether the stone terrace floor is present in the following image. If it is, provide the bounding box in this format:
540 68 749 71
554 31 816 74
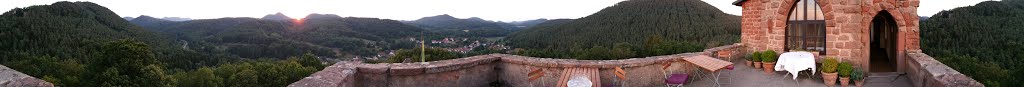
678 60 913 87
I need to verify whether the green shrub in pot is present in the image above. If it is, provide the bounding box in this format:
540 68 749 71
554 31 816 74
761 50 778 62
822 57 838 73
751 52 762 62
851 68 864 80
839 62 853 77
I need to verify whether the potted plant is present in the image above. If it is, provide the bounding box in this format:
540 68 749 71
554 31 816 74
851 68 865 87
752 51 762 69
838 62 853 87
821 57 839 87
749 51 757 66
761 50 778 75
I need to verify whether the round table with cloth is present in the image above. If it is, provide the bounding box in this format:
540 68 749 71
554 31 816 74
774 52 817 80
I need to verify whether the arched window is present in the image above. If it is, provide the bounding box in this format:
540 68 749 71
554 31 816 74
785 0 826 53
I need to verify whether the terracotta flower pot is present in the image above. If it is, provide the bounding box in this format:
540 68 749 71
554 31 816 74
762 62 775 75
839 77 850 87
821 72 838 87
746 60 753 67
854 79 864 87
754 62 762 69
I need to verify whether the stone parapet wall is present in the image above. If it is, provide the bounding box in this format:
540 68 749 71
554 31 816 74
904 52 983 87
0 65 54 87
289 53 506 87
498 53 703 87
289 44 981 87
287 61 360 87
290 44 745 87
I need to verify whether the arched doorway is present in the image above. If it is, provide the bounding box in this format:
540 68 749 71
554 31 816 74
870 11 898 72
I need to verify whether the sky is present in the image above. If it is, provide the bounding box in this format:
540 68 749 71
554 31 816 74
1 0 996 22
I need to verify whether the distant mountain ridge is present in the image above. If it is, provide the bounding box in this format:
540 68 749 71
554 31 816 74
404 14 518 37
505 0 741 50
0 1 229 72
508 18 550 28
261 12 293 21
160 17 191 21
129 13 425 58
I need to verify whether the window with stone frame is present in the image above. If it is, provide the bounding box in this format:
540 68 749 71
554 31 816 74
785 0 826 53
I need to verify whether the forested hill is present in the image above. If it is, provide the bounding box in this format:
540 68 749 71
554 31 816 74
920 0 1024 86
404 14 517 37
504 0 740 58
0 1 229 69
130 13 425 59
508 18 550 28
260 12 292 21
1 2 331 87
129 15 178 30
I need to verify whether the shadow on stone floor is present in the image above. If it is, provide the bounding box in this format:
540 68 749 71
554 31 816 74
679 60 912 87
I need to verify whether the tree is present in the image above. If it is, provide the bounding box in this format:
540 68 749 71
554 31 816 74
227 70 259 87
294 53 324 69
386 47 459 63
85 39 171 87
175 67 223 87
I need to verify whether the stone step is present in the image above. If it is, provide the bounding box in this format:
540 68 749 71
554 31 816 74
865 72 904 83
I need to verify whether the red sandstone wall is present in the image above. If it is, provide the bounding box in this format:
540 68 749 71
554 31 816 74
738 0 921 70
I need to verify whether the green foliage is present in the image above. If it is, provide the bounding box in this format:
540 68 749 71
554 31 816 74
386 47 460 63
294 53 325 69
934 55 1009 87
761 50 778 62
920 1 1024 86
505 0 740 59
751 52 762 62
838 62 852 77
465 46 504 57
746 52 755 61
821 57 838 73
405 14 517 37
227 70 260 87
851 68 865 80
513 36 703 60
83 39 171 87
132 14 425 59
174 67 223 87
0 1 348 87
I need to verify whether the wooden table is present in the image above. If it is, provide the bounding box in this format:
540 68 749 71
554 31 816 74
557 68 600 87
684 55 733 72
683 55 734 87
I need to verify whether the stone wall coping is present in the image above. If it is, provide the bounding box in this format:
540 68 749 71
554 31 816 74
906 52 983 87
288 61 359 87
356 63 389 74
290 44 750 86
500 50 709 68
0 65 54 87
355 54 507 75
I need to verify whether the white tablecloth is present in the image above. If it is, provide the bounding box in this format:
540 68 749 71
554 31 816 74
567 75 592 87
774 52 817 80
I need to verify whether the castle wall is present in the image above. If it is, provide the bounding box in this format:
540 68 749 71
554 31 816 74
738 0 921 71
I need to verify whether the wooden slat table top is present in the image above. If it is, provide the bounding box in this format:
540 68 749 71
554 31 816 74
683 55 734 72
556 68 600 87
